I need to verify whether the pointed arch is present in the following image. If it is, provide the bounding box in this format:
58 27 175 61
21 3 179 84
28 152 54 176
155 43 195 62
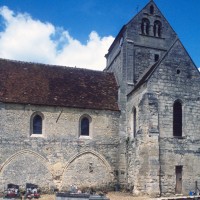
62 150 113 173
61 150 114 190
0 149 53 175
0 150 54 191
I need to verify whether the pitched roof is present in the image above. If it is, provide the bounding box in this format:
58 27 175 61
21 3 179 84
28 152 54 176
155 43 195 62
0 59 119 111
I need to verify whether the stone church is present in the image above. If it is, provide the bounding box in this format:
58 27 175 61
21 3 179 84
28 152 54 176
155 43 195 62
0 0 200 197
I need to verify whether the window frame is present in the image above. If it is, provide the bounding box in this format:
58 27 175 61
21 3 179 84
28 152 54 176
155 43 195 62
79 114 92 139
30 112 44 137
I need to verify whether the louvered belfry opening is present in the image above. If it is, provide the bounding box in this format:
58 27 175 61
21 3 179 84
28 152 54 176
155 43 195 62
173 100 182 137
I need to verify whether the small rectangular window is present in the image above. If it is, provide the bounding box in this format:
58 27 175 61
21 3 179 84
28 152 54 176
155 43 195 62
154 54 159 62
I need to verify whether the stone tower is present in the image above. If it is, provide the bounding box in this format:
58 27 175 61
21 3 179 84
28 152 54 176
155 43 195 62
105 0 200 197
105 0 177 106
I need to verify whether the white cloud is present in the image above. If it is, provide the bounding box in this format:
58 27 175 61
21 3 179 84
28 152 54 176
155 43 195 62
0 6 114 70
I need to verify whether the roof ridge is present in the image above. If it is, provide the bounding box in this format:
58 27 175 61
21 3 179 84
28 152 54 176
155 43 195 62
0 57 106 73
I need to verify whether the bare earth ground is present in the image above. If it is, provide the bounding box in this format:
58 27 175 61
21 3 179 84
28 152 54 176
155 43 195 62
37 193 200 200
107 192 150 200
38 192 151 200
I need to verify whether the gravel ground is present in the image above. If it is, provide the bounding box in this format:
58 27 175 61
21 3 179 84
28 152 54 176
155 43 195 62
38 193 200 200
38 192 151 200
107 192 151 200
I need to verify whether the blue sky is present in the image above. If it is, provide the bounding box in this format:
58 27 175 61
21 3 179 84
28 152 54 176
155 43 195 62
0 0 199 70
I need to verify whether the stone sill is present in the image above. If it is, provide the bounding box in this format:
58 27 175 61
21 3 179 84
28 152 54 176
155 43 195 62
30 134 45 138
79 136 92 140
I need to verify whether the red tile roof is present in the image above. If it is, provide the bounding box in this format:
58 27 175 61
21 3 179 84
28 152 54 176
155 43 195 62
0 59 119 111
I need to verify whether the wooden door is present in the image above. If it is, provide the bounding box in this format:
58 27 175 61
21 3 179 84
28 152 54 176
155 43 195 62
175 166 182 194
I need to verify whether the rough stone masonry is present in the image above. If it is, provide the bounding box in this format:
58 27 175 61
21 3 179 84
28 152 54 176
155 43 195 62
1 0 200 198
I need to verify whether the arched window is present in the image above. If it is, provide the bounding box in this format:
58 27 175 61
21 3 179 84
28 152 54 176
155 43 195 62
154 20 162 37
133 107 137 137
141 18 150 35
31 113 43 135
150 5 154 14
173 100 182 137
80 117 90 136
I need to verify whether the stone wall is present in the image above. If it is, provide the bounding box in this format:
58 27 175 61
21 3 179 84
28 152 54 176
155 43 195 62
105 34 128 185
125 40 200 197
0 103 119 192
147 40 200 196
126 87 160 197
104 2 179 190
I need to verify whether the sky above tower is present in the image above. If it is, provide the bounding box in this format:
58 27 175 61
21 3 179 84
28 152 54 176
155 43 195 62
0 0 199 70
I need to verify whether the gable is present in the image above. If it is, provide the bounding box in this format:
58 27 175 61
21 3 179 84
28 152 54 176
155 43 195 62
148 40 200 94
106 0 181 86
106 1 176 59
126 1 177 49
0 59 119 111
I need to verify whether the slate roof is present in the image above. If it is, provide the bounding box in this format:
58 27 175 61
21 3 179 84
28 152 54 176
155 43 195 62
0 59 119 111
